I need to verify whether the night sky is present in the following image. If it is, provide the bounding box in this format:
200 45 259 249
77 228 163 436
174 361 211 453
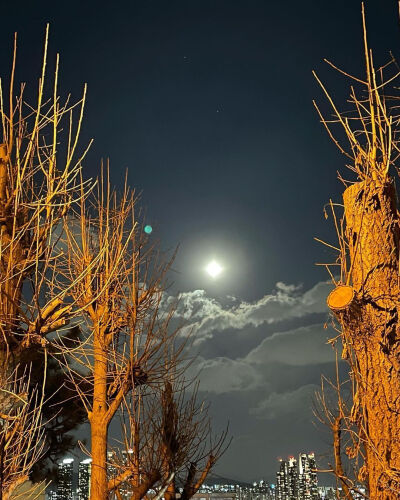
2 0 400 485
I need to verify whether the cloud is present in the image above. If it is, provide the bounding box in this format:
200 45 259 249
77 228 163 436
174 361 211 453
167 280 332 343
246 323 332 366
249 384 319 420
192 356 263 394
190 323 333 395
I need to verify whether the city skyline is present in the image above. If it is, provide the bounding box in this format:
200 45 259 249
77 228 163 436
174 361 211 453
45 451 322 498
44 451 366 500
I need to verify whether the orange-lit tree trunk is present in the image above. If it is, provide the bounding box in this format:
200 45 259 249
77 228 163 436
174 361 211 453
164 479 176 500
0 145 23 369
336 179 400 498
90 330 109 500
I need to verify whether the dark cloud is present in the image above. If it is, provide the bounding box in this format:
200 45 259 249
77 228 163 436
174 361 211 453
190 322 333 395
249 384 319 420
193 356 263 394
246 324 333 366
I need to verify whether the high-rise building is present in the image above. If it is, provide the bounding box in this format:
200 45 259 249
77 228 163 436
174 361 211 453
58 458 74 500
287 457 298 499
298 453 318 500
107 449 134 499
275 457 298 500
275 453 319 500
307 453 318 500
78 458 92 500
276 459 287 500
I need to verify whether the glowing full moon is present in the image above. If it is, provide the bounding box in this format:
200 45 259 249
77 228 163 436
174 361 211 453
205 260 223 278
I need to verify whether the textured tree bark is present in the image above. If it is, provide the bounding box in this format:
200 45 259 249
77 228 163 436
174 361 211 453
90 333 109 500
90 416 108 500
329 178 400 499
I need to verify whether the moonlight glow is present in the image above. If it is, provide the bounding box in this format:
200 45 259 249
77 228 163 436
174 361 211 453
205 260 223 278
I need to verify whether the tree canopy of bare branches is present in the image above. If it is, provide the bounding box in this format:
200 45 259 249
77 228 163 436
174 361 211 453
0 27 91 362
0 26 228 500
56 168 189 500
0 25 91 497
108 378 229 500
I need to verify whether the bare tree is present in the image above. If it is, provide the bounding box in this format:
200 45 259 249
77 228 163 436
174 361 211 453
107 378 229 500
161 380 228 500
314 358 364 499
59 169 185 500
0 25 91 496
314 3 400 498
107 391 169 500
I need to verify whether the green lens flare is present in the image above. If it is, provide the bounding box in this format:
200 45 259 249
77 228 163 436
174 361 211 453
144 225 153 234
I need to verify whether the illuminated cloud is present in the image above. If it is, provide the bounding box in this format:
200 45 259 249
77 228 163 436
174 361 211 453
166 280 332 343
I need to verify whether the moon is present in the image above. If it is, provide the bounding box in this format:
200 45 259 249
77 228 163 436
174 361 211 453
205 260 223 278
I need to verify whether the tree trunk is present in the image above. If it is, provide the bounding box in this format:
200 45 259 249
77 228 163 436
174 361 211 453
0 144 24 354
90 333 109 500
90 416 108 500
164 481 176 500
332 178 400 498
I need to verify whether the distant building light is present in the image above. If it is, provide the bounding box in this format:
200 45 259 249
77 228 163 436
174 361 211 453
62 458 74 464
